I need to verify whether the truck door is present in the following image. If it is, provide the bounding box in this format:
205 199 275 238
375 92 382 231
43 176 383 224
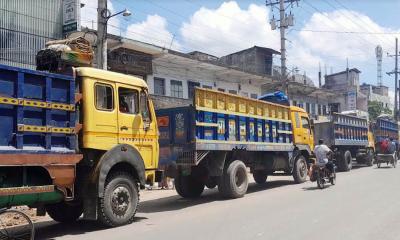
293 111 314 149
116 84 157 169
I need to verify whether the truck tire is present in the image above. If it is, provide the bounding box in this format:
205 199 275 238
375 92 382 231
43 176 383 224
175 173 205 198
218 160 248 198
98 171 139 227
338 150 352 172
253 170 268 184
46 201 83 223
293 155 308 183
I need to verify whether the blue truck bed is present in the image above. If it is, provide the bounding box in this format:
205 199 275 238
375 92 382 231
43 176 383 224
0 64 76 153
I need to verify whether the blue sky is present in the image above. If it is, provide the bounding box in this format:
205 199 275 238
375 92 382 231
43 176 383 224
81 0 400 96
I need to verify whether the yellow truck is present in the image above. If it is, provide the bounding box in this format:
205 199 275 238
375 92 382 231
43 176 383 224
157 88 315 198
0 65 160 227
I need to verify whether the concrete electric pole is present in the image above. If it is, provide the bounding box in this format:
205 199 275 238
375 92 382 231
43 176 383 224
97 0 107 70
266 0 299 96
387 38 399 120
96 0 131 70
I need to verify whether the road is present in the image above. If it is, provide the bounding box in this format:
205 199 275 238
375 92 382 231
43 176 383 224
35 163 400 240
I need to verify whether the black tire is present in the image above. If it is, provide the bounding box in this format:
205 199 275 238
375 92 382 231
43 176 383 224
293 155 308 183
46 201 83 223
252 170 268 184
218 160 248 198
365 149 374 166
377 162 381 168
175 173 205 198
98 171 139 227
338 150 352 172
316 171 324 189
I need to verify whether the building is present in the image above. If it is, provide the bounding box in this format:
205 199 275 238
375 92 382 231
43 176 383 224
0 0 63 69
323 68 368 113
360 83 392 109
219 46 280 76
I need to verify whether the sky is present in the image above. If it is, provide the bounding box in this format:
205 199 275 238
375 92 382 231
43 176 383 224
80 0 400 98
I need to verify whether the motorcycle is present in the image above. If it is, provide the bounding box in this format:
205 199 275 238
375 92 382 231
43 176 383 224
309 152 336 189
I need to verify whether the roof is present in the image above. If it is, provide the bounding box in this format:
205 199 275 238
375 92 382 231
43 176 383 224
326 68 361 77
76 67 148 88
220 46 281 58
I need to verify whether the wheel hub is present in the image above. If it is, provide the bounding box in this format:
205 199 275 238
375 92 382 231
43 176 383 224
111 186 131 216
299 160 307 177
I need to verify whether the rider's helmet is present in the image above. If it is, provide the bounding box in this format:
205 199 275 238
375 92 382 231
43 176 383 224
318 139 324 144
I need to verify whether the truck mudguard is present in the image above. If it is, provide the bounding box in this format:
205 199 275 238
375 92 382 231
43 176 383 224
95 144 146 197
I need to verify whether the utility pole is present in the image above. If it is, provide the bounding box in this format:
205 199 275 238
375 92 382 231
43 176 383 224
266 0 299 96
97 0 107 70
387 38 399 120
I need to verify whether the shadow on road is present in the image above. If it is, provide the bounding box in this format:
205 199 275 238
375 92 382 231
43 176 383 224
302 184 333 191
34 180 295 239
139 180 294 214
34 217 147 240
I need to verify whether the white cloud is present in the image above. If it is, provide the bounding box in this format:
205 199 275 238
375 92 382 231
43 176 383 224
125 15 181 50
180 1 280 56
80 0 121 35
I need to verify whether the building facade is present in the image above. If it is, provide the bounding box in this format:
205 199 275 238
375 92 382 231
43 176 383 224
360 83 392 109
0 0 63 69
323 68 368 113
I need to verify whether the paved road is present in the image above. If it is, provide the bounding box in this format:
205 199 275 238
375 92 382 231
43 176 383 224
35 163 400 240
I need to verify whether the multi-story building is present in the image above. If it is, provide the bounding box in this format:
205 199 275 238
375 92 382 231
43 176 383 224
360 83 392 109
0 0 63 69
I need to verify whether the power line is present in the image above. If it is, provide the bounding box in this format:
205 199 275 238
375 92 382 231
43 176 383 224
292 29 400 35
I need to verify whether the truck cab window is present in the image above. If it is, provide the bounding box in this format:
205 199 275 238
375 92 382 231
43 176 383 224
95 84 113 110
301 117 310 129
140 91 151 122
118 87 138 114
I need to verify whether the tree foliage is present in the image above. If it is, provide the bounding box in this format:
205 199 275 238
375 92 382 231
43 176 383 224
368 100 392 122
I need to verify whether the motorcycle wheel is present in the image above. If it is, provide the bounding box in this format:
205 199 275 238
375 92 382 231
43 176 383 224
316 171 324 189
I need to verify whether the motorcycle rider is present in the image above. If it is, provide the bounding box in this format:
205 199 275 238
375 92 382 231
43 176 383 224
314 139 334 176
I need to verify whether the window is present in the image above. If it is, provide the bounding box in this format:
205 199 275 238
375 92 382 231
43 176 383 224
202 85 212 89
306 103 310 113
311 103 316 115
323 105 327 115
188 81 200 99
301 117 310 129
118 87 139 114
229 90 237 95
292 100 297 106
250 93 258 99
95 84 113 111
171 80 183 98
140 91 151 122
218 88 225 92
154 77 165 95
318 104 322 115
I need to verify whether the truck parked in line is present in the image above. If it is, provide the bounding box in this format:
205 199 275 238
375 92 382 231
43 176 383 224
157 88 314 198
0 64 161 227
313 113 374 171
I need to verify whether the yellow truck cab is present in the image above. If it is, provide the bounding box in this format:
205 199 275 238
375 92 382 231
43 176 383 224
0 65 159 227
290 106 315 152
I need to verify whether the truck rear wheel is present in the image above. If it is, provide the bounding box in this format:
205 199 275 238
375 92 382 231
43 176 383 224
253 170 268 184
218 160 248 198
293 155 308 183
338 151 352 172
46 201 83 223
98 171 139 227
175 172 205 198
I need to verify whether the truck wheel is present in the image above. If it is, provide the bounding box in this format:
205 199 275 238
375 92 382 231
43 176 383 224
98 171 139 227
293 155 308 183
218 160 248 198
175 173 205 198
46 201 83 223
252 170 268 184
338 151 352 172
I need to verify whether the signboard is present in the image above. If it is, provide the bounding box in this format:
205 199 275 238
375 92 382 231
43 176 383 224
63 0 81 34
108 48 153 76
347 90 357 110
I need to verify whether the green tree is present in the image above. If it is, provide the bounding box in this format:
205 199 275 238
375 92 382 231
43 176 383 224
368 100 392 122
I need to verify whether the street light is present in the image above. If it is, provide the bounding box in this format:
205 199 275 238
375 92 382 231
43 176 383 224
97 5 131 70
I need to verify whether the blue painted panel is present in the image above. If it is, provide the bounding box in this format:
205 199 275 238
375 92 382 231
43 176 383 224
0 64 76 153
217 114 226 140
256 120 263 142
